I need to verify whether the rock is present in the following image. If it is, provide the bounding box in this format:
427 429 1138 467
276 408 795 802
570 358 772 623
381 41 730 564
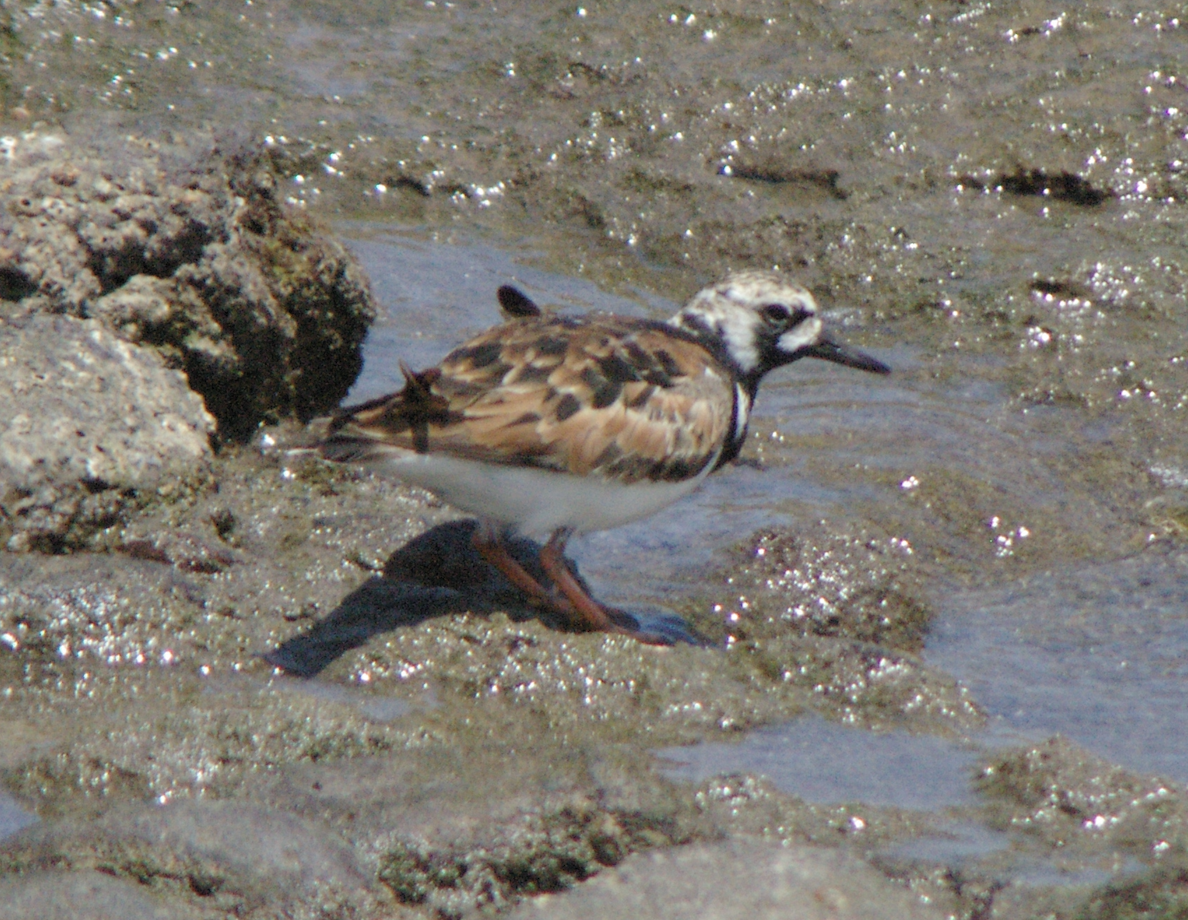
0 132 375 441
508 839 946 920
707 524 931 652
0 314 213 551
0 801 389 919
975 735 1188 853
0 870 206 920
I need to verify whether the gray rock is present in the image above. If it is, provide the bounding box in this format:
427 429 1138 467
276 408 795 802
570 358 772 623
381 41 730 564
0 132 375 442
509 839 946 920
1 800 388 919
0 870 206 920
97 800 372 896
0 314 213 551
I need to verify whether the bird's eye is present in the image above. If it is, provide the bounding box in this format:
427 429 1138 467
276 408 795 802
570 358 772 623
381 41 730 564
761 303 810 327
761 303 791 324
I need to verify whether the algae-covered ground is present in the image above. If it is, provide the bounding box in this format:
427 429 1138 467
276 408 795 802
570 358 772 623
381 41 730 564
1 2 1187 918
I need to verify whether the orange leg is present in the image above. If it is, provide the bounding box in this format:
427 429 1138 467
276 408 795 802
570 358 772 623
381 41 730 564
471 523 557 607
537 531 618 632
537 529 657 638
476 524 670 644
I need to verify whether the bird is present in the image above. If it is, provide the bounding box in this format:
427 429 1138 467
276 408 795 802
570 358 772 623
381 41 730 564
319 270 889 643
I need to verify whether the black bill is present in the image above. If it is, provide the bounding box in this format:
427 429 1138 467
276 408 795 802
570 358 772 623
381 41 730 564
802 337 891 374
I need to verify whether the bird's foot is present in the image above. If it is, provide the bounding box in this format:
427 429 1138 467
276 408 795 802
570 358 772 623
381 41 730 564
473 524 695 645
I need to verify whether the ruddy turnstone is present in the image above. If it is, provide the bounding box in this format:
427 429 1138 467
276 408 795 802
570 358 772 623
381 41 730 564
320 270 889 643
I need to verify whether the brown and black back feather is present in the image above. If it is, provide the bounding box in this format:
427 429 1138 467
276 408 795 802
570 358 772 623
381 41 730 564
321 313 736 485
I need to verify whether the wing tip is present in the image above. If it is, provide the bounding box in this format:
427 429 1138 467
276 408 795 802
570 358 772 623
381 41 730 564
319 428 410 464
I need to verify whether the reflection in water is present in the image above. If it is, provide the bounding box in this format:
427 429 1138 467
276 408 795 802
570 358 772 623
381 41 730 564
930 552 1188 784
883 821 1010 863
656 715 980 811
0 791 36 843
275 676 416 723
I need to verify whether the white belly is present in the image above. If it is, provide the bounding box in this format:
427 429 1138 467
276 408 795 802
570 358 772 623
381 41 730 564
373 450 713 536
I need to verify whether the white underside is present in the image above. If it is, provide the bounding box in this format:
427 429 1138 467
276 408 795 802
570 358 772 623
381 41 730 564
370 450 715 536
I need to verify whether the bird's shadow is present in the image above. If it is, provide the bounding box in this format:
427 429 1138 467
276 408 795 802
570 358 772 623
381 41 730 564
266 520 704 677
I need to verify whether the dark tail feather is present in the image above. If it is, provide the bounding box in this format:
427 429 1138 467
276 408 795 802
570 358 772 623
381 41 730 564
497 285 542 318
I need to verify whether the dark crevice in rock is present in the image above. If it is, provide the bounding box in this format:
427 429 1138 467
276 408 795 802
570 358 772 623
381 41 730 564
0 266 37 300
960 169 1111 206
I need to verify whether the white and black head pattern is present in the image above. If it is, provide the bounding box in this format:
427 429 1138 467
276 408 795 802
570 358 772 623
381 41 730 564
668 269 890 465
669 270 822 381
670 269 888 387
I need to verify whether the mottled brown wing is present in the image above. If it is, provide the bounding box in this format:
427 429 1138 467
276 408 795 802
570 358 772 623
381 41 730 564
322 315 735 484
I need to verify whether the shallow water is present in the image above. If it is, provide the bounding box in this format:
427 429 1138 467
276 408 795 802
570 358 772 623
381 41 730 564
0 792 35 843
931 553 1188 784
271 674 419 724
657 714 982 811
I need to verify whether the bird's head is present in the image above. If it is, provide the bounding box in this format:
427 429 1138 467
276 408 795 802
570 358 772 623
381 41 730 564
668 270 890 389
